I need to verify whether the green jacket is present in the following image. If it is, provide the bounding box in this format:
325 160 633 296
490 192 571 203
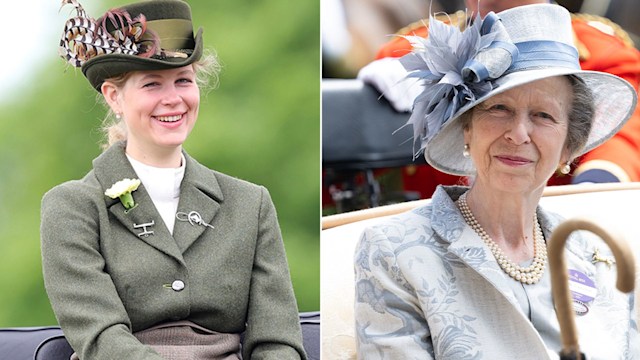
41 142 306 359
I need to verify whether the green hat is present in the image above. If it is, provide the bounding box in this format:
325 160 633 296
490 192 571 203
59 0 203 91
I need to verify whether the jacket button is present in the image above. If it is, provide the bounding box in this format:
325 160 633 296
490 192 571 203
171 280 185 291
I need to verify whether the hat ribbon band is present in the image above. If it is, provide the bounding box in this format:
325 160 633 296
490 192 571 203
141 18 194 50
461 12 518 84
463 40 519 83
509 40 580 72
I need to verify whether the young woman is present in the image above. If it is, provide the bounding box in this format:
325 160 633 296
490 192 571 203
42 1 306 359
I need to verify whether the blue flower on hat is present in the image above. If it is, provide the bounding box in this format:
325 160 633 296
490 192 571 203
399 12 518 157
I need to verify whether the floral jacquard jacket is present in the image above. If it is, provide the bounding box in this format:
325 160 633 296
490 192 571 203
355 186 639 360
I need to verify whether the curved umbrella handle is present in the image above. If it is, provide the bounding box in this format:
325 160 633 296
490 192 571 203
548 218 636 360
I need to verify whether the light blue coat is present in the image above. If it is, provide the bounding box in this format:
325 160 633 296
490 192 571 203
355 186 639 360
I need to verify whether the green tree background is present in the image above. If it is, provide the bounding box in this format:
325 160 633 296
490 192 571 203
0 0 319 326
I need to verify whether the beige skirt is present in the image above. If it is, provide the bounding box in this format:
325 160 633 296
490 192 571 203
70 320 242 360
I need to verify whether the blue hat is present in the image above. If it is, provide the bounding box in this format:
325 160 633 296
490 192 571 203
400 4 637 175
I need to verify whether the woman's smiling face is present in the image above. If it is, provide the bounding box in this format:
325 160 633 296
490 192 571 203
108 65 200 157
464 76 572 193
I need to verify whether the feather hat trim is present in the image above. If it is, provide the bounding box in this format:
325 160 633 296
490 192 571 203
59 0 158 68
400 4 636 176
59 0 203 91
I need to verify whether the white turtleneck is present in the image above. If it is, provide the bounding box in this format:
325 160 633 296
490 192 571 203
126 154 185 234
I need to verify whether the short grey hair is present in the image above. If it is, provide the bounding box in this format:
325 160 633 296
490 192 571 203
565 75 594 158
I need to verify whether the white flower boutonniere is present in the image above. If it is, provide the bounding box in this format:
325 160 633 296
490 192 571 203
105 178 141 213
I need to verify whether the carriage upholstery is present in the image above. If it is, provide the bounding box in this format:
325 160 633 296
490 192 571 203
321 183 640 360
0 312 320 360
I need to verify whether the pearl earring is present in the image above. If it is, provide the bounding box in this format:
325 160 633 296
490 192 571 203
115 113 121 120
462 144 470 158
560 162 571 175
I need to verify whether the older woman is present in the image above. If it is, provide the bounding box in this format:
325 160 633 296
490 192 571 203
354 4 639 359
41 1 306 359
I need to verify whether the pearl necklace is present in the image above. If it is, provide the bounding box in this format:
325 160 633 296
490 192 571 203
456 192 547 285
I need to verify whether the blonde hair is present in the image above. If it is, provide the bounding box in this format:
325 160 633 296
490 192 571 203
98 50 222 150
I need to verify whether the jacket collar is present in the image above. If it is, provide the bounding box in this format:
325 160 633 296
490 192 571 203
429 186 523 305
173 151 222 252
427 186 565 356
93 142 222 261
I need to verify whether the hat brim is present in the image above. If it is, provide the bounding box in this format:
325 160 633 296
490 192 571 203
424 67 638 176
81 27 203 92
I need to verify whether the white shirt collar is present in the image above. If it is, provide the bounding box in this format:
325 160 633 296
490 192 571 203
126 153 186 233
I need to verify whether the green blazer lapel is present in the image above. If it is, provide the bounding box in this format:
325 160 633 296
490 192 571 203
93 142 184 262
173 153 222 253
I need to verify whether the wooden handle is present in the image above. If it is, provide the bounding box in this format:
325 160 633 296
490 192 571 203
548 218 636 359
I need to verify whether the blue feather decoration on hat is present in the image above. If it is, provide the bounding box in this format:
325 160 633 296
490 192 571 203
399 11 517 158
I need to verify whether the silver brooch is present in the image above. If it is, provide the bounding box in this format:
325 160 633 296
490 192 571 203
176 211 214 230
133 220 155 237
